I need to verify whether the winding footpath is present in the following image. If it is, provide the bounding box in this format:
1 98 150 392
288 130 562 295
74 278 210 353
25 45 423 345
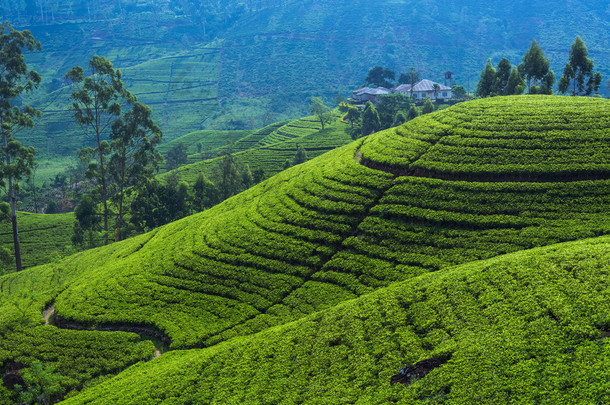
42 303 164 359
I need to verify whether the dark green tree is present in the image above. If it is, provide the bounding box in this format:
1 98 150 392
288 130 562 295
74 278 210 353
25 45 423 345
0 22 41 272
108 101 163 241
130 176 189 232
365 66 395 88
65 55 131 245
376 93 411 129
309 97 333 129
558 36 603 96
451 84 467 99
476 59 497 97
518 40 552 93
505 67 526 95
495 57 512 95
422 99 435 114
216 151 240 200
73 193 100 248
45 200 58 214
253 168 265 183
407 105 420 121
192 172 219 212
165 143 188 170
292 145 308 165
345 105 360 129
392 111 407 127
129 179 162 232
241 163 254 189
361 101 381 136
539 70 556 95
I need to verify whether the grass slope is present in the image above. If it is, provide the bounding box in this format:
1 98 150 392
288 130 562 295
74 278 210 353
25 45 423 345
62 235 610 404
1 96 610 402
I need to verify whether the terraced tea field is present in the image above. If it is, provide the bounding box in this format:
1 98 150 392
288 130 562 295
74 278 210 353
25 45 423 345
159 113 352 184
2 96 610 403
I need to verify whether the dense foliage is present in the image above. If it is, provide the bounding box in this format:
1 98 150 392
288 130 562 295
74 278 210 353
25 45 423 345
62 236 610 404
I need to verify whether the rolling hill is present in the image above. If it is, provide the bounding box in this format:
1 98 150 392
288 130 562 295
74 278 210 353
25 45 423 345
1 96 610 403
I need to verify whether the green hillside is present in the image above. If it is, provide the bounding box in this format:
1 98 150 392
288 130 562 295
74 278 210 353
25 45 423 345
61 235 610 404
160 113 351 184
1 96 610 403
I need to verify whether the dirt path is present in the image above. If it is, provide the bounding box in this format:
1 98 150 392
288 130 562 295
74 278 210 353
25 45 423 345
43 304 55 326
42 303 166 359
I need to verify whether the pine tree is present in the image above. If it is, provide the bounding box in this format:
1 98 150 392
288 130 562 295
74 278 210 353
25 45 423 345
505 67 526 95
476 59 496 97
558 36 603 96
361 101 381 135
495 57 512 95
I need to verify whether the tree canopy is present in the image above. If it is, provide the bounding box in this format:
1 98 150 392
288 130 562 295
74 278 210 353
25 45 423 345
310 97 333 130
518 40 554 94
558 36 602 96
365 66 395 88
476 59 497 97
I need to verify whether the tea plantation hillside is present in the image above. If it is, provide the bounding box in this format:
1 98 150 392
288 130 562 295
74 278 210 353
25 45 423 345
62 235 610 404
158 113 351 184
1 96 610 403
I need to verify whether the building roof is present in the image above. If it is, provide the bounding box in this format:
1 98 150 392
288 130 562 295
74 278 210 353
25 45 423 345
393 84 412 92
411 79 452 92
352 87 373 95
353 86 391 96
392 80 452 93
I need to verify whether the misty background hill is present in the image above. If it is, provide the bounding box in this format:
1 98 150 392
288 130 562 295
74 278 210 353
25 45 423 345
3 0 610 156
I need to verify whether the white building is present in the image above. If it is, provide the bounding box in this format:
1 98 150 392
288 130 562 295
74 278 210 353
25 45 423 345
393 79 452 100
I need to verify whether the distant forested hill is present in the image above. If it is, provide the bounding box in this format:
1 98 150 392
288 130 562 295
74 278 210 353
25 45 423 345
3 0 610 156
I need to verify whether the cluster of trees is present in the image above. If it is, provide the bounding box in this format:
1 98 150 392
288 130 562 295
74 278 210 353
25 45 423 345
72 150 267 247
477 37 602 98
343 93 439 139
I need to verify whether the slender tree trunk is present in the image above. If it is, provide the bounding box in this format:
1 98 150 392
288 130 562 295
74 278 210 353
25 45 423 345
3 133 22 271
116 152 126 242
99 147 109 245
95 114 109 245
10 189 22 272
